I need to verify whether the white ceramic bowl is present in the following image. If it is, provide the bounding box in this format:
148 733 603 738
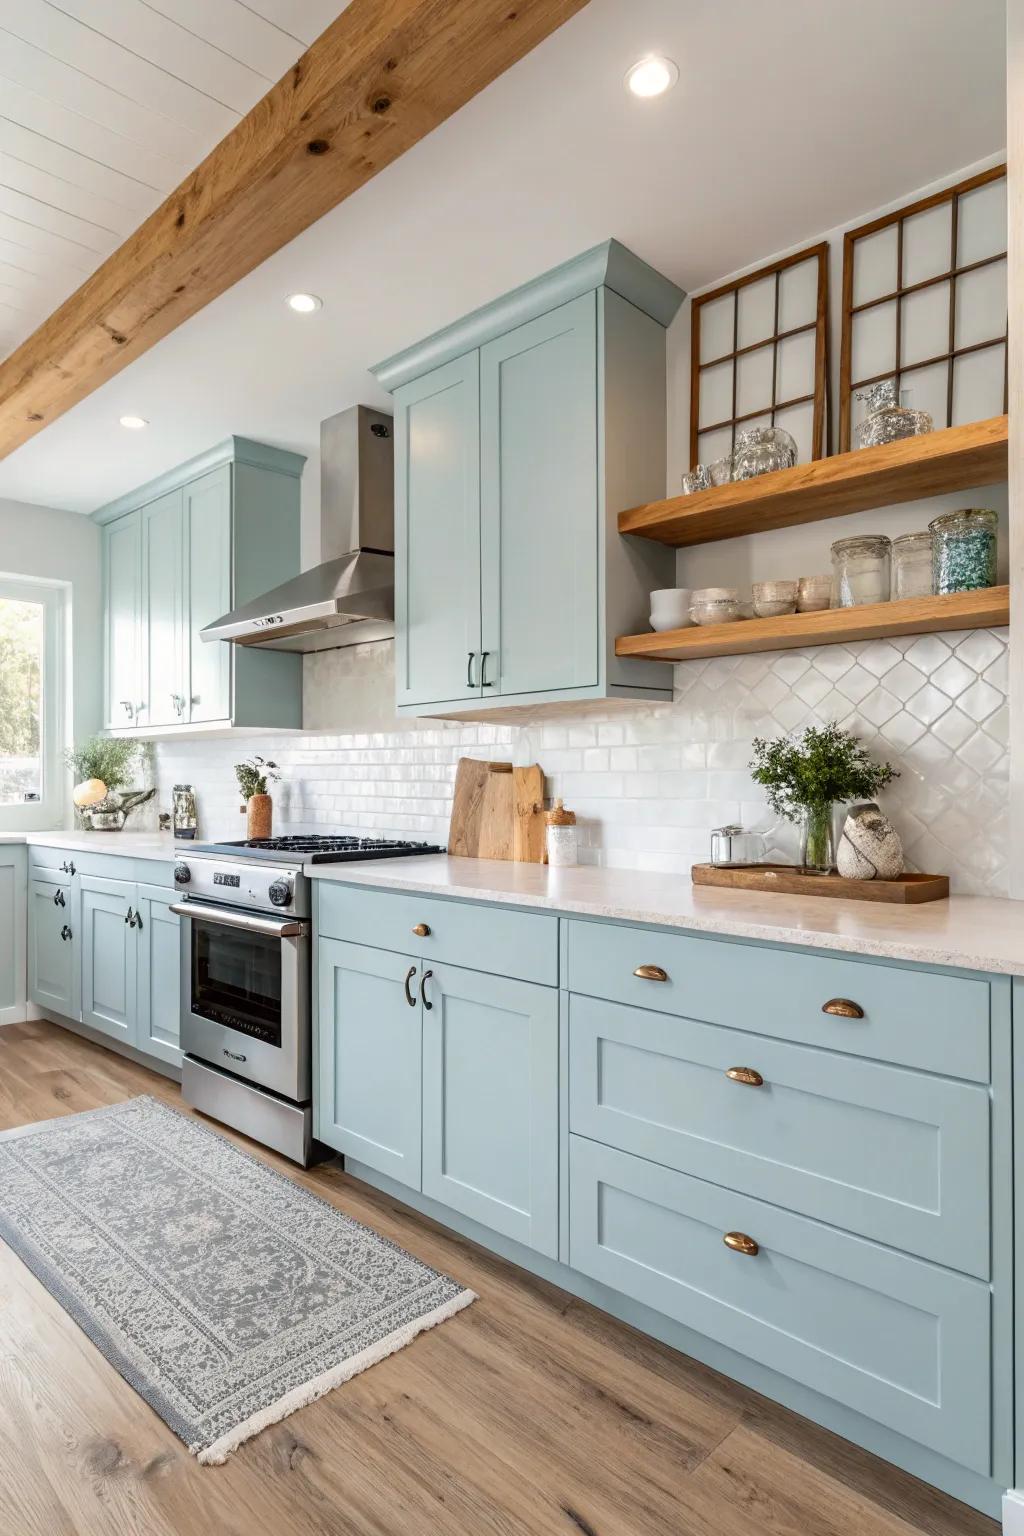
649 588 693 631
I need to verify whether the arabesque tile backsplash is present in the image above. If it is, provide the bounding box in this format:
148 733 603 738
153 628 1009 897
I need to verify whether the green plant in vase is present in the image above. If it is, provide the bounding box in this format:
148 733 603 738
749 723 898 874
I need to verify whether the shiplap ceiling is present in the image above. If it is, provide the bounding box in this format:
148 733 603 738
0 0 347 360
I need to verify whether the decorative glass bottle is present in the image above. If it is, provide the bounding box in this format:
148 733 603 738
730 426 798 481
854 380 933 448
545 798 578 867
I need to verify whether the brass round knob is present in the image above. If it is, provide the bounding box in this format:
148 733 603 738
633 964 668 982
821 997 864 1019
412 923 431 938
725 1067 764 1087
723 1231 759 1257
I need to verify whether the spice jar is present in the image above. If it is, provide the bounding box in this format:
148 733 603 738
929 509 998 594
545 798 578 867
891 531 934 600
831 535 892 608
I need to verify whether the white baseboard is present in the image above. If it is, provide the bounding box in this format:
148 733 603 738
0 1005 28 1026
1003 1491 1024 1533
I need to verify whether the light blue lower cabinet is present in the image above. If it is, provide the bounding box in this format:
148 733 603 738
568 1135 990 1476
421 961 558 1257
80 875 137 1045
316 938 422 1188
135 885 182 1068
568 993 990 1276
28 873 77 1019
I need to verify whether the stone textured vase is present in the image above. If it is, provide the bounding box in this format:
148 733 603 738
246 793 273 840
836 802 903 880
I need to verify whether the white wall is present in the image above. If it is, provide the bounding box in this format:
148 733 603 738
0 497 101 825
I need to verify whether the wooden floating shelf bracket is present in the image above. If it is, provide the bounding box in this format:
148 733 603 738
616 587 1010 663
618 416 1008 548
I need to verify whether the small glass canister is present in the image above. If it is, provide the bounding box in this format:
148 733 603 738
929 509 998 594
710 824 764 868
891 531 934 600
545 798 578 867
831 535 892 608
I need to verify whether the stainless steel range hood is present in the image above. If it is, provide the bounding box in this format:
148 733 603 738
202 405 394 653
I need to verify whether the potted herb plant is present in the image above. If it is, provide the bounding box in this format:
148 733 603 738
749 723 898 874
235 755 281 840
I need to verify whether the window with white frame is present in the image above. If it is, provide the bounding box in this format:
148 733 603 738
0 576 65 830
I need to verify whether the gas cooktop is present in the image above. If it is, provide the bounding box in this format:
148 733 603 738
183 834 444 865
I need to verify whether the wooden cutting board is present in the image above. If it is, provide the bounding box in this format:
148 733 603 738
448 758 546 862
692 863 949 904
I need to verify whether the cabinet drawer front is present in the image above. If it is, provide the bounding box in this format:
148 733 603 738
569 1137 990 1474
569 995 989 1275
28 847 76 877
317 883 557 986
566 920 988 1080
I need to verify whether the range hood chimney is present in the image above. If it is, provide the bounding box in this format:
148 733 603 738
201 405 394 653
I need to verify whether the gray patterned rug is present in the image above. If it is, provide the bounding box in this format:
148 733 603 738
0 1095 474 1463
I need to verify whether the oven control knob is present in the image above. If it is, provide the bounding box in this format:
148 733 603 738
173 862 191 885
268 878 292 907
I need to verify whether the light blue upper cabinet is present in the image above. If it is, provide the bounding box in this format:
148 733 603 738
103 509 143 730
141 489 187 728
373 240 684 717
393 353 482 708
185 466 231 725
95 438 305 734
480 294 598 697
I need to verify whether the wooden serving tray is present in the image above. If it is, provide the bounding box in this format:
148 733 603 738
692 863 950 904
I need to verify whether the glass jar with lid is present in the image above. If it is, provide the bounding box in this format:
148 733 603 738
891 531 933 600
854 380 933 449
831 535 892 608
929 508 998 593
731 425 798 481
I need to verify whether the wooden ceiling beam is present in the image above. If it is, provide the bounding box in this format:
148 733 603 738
0 0 590 459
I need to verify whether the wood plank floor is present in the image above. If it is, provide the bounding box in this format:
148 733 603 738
0 1020 997 1536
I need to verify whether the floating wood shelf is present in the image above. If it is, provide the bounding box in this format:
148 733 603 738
618 415 1008 548
615 587 1010 663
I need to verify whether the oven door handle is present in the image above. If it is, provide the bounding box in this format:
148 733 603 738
169 901 308 938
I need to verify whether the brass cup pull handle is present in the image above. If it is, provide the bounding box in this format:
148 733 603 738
403 965 417 1008
725 1067 764 1087
420 969 433 1010
412 923 431 937
822 997 864 1019
723 1231 759 1257
633 964 668 982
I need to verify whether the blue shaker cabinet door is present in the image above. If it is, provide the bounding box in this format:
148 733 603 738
186 466 232 724
135 886 182 1068
393 352 481 707
80 875 137 1045
480 292 599 697
28 875 75 1018
141 489 187 728
316 938 422 1189
103 510 143 729
421 961 559 1257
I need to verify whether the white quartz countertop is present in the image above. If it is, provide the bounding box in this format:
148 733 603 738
0 830 177 860
306 854 1024 977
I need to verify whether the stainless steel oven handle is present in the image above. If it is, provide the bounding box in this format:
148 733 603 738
169 901 309 938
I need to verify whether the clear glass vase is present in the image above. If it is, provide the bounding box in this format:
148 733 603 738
800 803 835 874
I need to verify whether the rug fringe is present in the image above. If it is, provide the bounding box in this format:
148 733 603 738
193 1287 477 1465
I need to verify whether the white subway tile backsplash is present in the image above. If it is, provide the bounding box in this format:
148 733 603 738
153 628 1009 898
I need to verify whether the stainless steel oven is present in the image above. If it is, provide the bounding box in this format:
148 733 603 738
175 899 310 1102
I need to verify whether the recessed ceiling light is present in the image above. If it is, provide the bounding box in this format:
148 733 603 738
119 415 148 430
625 55 678 98
286 292 323 314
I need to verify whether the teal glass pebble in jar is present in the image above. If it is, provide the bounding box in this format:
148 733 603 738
929 509 998 594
